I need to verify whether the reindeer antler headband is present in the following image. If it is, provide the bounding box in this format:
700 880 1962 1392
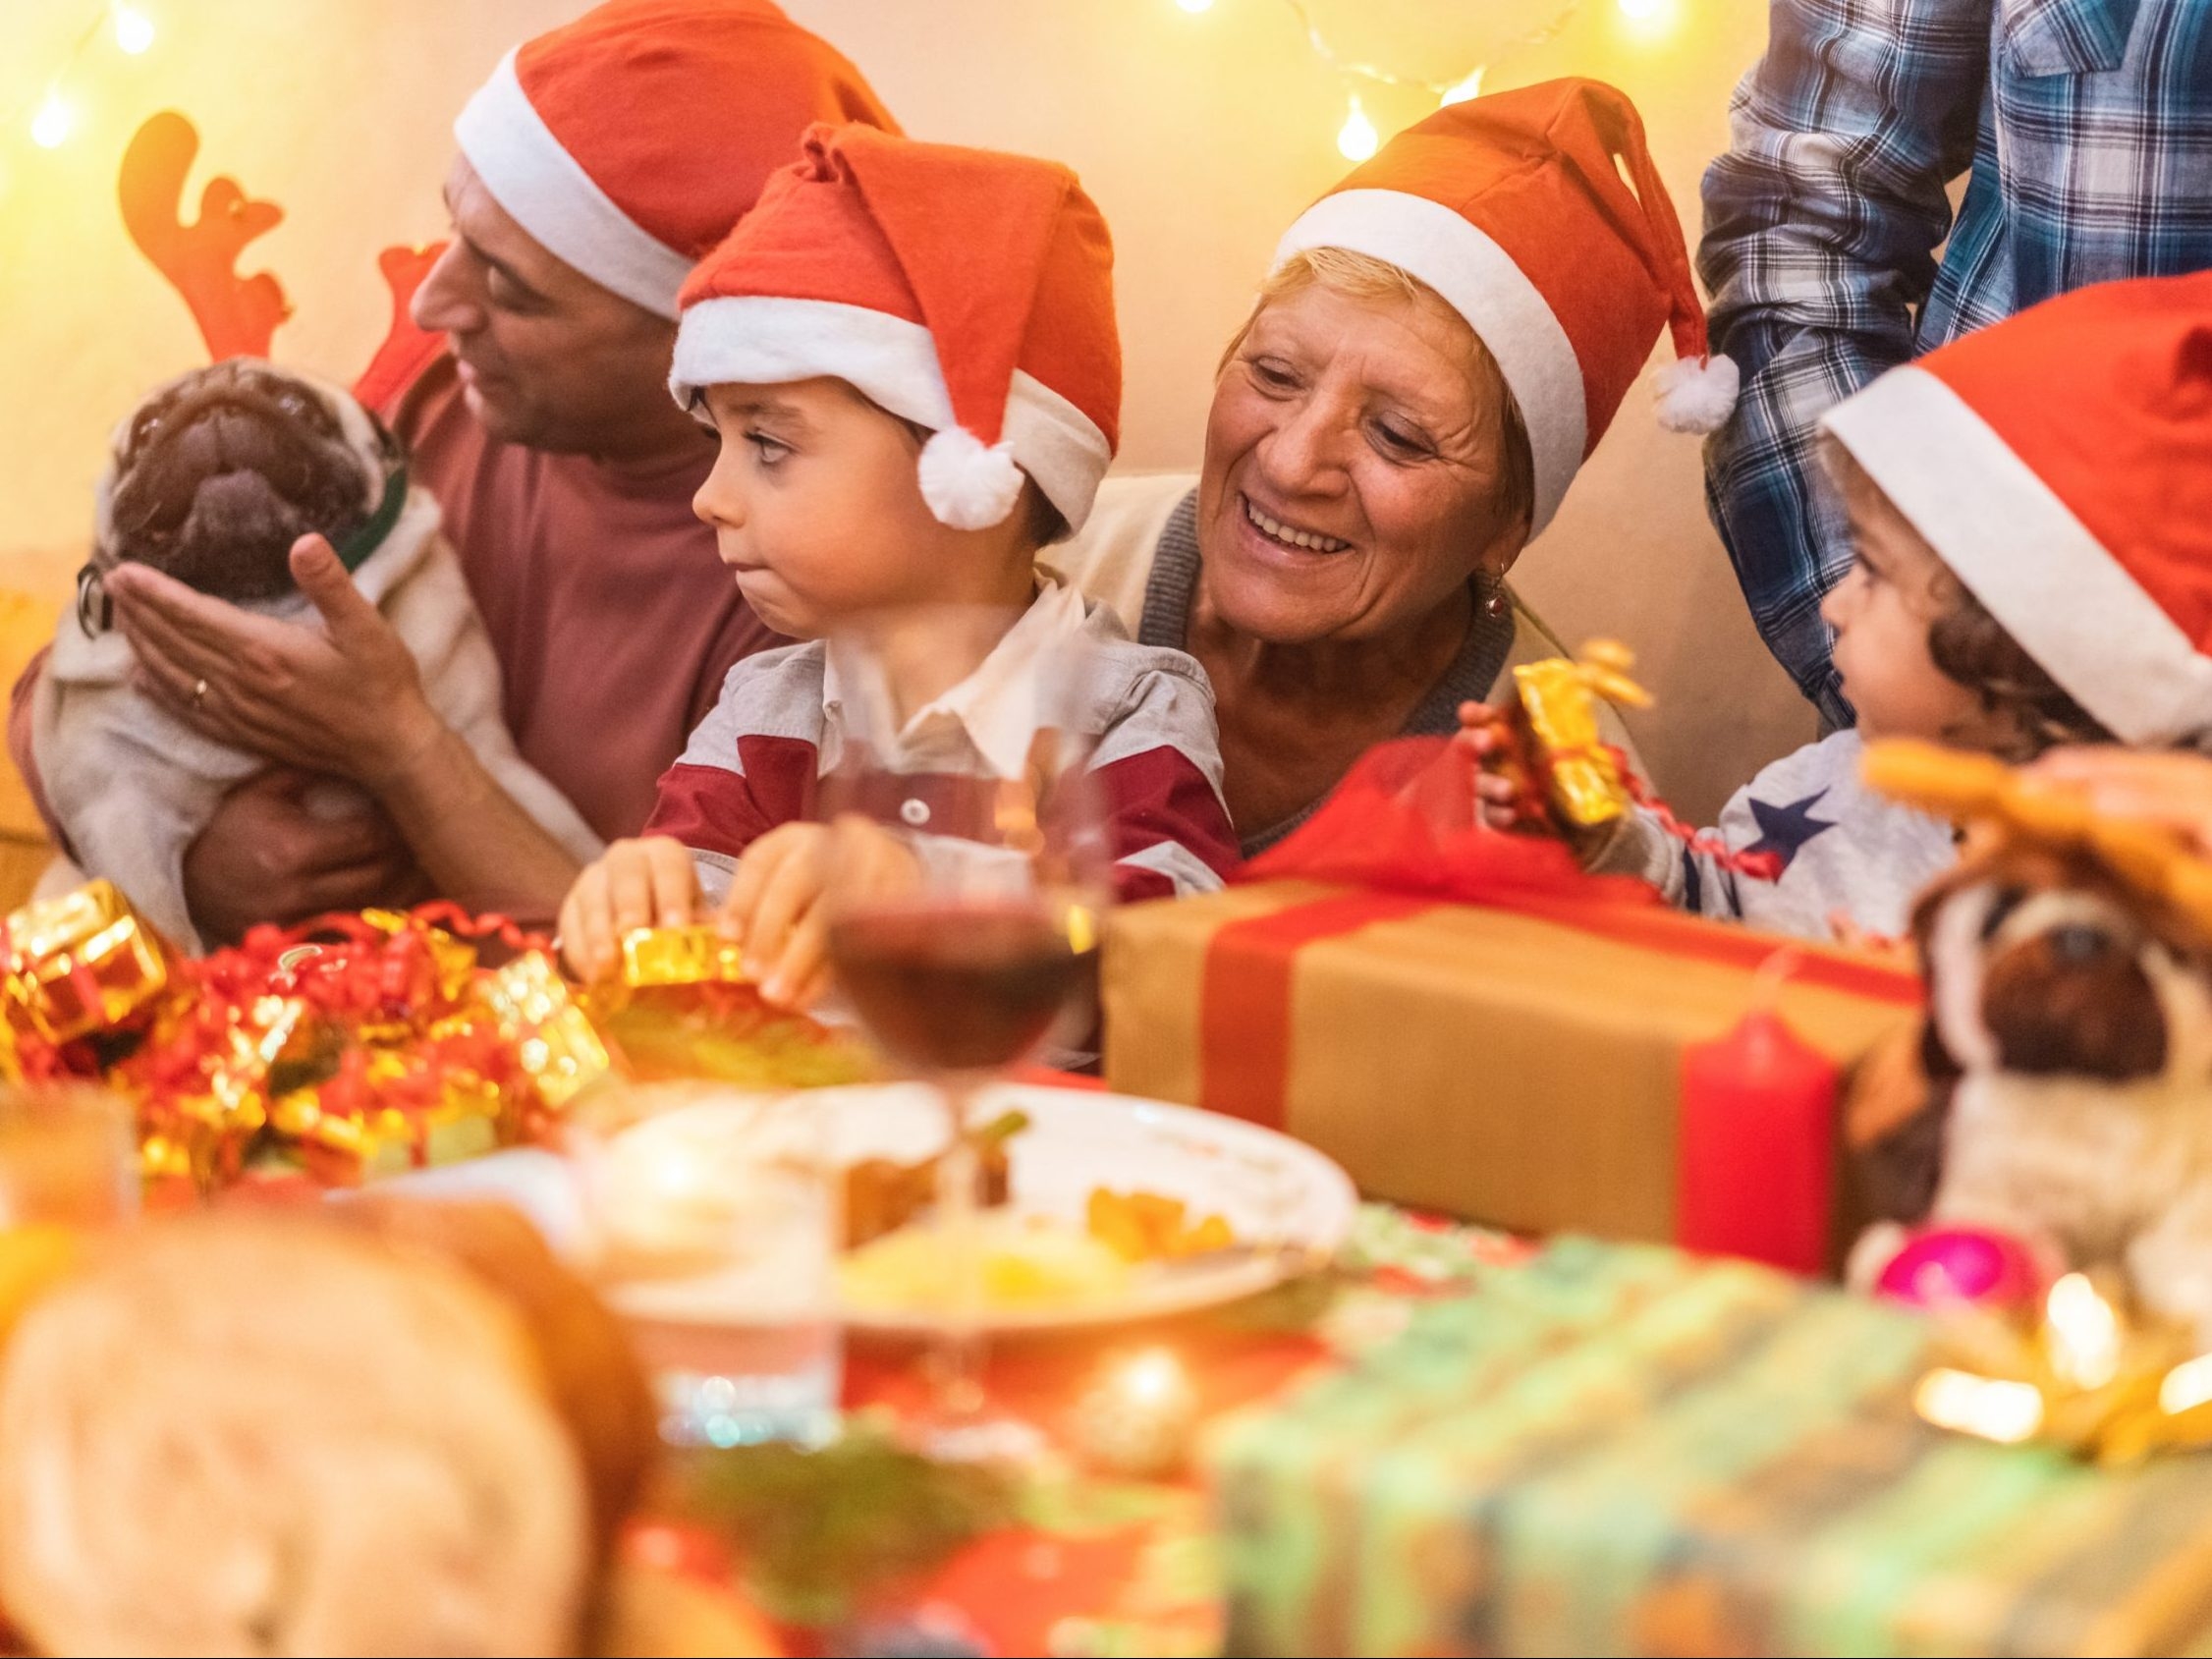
1863 740 2212 938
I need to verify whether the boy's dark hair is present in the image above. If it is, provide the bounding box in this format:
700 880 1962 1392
890 412 1069 546
1925 586 2114 761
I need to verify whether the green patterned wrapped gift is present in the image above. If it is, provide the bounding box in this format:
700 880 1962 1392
1206 1238 2212 1657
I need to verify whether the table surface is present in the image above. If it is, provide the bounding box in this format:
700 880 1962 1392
648 1201 1530 1659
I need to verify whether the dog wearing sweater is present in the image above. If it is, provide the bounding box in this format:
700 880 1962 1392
33 360 600 951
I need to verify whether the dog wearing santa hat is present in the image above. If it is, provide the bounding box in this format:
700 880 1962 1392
36 360 601 952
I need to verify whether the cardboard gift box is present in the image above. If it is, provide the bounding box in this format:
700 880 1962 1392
1103 878 1917 1245
1205 1238 2212 1658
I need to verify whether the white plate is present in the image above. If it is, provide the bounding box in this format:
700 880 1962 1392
613 1081 1358 1335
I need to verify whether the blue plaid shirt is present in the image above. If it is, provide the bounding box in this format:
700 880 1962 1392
1699 0 2212 724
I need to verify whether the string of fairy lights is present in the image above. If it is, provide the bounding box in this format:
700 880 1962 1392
8 1 157 153
12 0 1671 167
1175 0 1674 161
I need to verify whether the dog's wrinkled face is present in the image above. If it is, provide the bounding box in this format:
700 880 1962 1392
1914 841 2212 1086
94 360 399 603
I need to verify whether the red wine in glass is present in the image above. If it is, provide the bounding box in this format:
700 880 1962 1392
828 904 1093 1077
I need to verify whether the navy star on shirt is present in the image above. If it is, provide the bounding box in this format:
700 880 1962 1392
1742 789 1837 873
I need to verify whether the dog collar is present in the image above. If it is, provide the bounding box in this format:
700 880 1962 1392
335 464 410 574
73 464 412 637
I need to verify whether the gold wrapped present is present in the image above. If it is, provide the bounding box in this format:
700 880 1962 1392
616 924 747 991
1 881 172 1045
481 954 613 1110
1509 640 1650 831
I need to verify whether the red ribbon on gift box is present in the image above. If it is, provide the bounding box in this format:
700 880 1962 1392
1193 741 1919 1261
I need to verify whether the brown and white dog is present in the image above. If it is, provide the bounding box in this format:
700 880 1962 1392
33 361 601 950
1852 831 2212 1338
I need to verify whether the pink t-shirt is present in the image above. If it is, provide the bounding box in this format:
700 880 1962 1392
387 358 778 842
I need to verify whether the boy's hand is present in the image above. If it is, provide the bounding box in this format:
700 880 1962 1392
1827 908 1911 965
721 818 920 1010
1456 700 1528 831
558 837 701 982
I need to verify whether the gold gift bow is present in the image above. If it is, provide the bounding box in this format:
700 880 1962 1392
1913 1272 2212 1465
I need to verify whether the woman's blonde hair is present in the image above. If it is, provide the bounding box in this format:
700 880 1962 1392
1219 247 1535 527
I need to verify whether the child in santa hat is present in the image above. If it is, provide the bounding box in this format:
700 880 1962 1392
558 125 1240 1000
1469 270 2212 944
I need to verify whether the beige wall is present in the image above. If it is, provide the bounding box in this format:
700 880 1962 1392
0 0 1813 819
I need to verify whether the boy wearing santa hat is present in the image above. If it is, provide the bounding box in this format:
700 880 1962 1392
559 126 1241 1001
1471 271 2212 944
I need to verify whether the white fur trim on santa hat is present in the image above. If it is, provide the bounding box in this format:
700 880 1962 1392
1654 354 1740 434
454 49 696 319
1822 366 2212 747
670 296 1115 531
1273 189 1586 537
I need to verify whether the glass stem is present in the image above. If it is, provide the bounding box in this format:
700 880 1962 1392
932 1076 986 1424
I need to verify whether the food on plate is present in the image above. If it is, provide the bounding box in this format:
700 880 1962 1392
1085 1189 1236 1263
838 1211 1129 1313
0 1201 652 1658
842 1110 1027 1248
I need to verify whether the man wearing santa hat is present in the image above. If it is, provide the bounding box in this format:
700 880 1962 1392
12 0 896 939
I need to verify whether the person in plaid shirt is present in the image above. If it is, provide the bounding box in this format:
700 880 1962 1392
1699 0 2212 726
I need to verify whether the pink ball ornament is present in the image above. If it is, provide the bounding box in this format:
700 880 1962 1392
1874 1227 2046 1312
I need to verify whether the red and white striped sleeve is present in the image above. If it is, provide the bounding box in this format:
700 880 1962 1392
642 643 826 902
1086 646 1240 903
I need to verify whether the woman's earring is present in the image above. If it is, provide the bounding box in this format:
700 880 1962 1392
1483 583 1511 621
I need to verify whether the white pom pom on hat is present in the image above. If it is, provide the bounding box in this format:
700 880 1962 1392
1654 353 1741 435
918 427 1028 530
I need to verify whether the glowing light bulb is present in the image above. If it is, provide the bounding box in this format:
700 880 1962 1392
29 91 74 150
1337 95 1379 162
1441 69 1484 106
1176 0 1215 12
113 5 156 55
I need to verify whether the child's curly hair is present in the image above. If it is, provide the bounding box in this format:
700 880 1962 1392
1923 589 2114 761
1819 433 2114 762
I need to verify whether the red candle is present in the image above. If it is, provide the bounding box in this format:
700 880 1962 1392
1676 1002 1838 1275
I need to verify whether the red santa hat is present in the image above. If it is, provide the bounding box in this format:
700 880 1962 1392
1821 272 2212 747
453 0 896 320
1273 77 1735 537
671 124 1121 534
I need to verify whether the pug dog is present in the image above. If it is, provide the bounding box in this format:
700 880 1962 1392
1849 831 2212 1337
33 361 601 952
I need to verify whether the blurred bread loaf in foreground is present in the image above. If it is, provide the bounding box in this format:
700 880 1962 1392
0 1201 653 1658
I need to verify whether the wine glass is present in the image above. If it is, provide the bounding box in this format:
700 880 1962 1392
817 602 1112 1461
0 1085 138 1232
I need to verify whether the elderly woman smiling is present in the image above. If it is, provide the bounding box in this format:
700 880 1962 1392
1054 79 1736 853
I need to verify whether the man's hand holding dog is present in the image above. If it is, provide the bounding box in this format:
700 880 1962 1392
106 532 444 785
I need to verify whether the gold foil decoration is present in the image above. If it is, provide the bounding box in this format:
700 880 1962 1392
615 925 747 991
1511 640 1653 831
1912 1272 2212 1465
1 881 172 1045
482 954 613 1109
